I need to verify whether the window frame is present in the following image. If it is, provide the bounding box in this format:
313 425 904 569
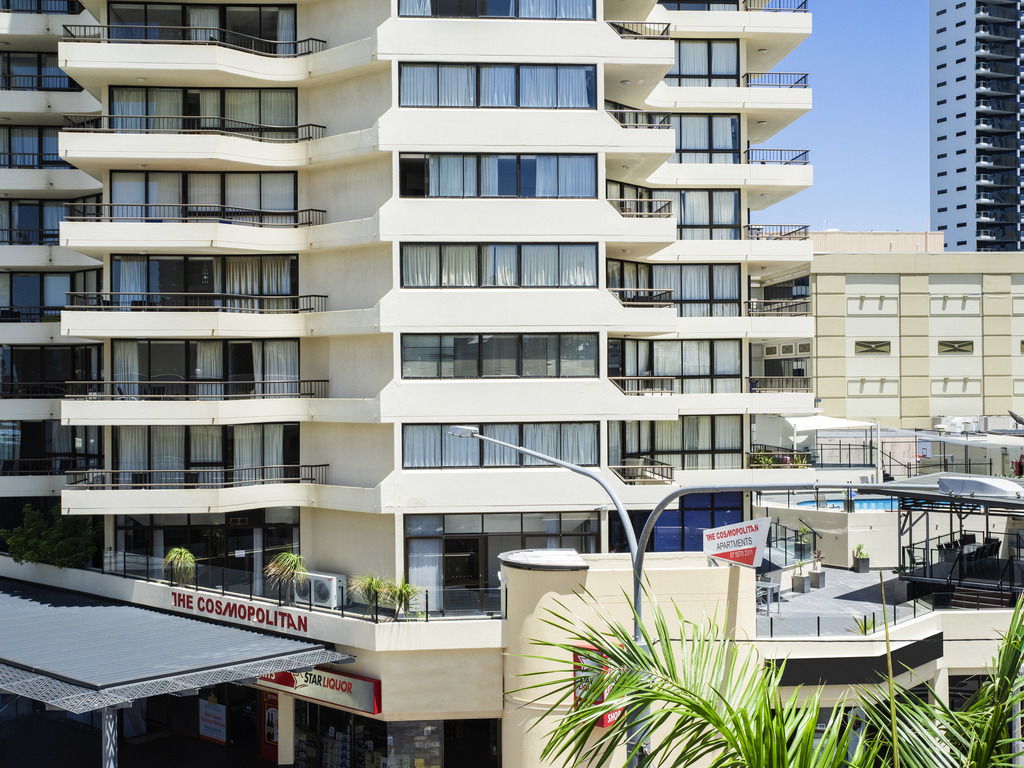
399 243 598 288
401 422 601 469
400 332 599 379
398 63 597 109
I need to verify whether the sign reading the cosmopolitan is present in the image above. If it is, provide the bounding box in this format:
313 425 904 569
257 667 382 715
170 591 309 634
702 517 770 568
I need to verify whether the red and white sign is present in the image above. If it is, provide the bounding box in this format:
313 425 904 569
198 696 227 744
572 647 624 728
170 591 309 634
702 517 770 568
256 667 382 715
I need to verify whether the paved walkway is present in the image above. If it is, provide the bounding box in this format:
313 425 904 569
755 567 920 638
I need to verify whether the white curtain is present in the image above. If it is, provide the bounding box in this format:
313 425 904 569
252 341 264 393
712 191 739 225
403 424 440 467
680 265 709 317
115 256 147 306
559 244 596 286
187 6 219 41
150 88 183 131
117 425 147 484
607 422 622 467
428 155 475 197
520 66 557 107
534 156 558 197
520 0 556 17
674 41 707 83
682 340 711 394
560 333 597 377
482 245 516 286
480 65 516 107
189 425 223 485
561 423 597 465
263 423 283 479
712 264 740 316
522 423 559 465
407 539 443 611
683 416 711 470
261 174 295 225
276 8 296 54
441 244 477 286
714 416 742 468
439 65 475 107
558 156 594 198
199 90 221 130
193 341 224 399
713 340 741 393
442 426 479 466
226 256 260 309
557 66 593 108
225 90 260 126
653 341 682 393
261 91 296 138
710 41 738 81
262 255 293 309
233 424 263 484
400 64 438 107
674 115 709 163
402 244 439 287
557 0 593 19
712 115 739 161
111 171 146 220
522 245 558 286
481 423 519 466
110 87 145 132
264 340 298 395
152 425 185 487
113 341 141 396
399 0 432 15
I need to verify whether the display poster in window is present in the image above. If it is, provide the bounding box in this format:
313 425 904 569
260 691 278 762
198 694 227 744
572 646 624 728
701 516 770 568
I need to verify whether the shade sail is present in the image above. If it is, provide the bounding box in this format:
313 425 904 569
784 416 874 433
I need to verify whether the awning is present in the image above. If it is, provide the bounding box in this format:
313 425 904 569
0 578 351 714
785 415 874 432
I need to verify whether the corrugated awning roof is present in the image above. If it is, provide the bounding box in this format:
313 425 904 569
0 578 350 713
853 472 1024 515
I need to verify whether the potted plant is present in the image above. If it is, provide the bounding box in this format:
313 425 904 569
264 552 308 603
750 452 774 468
795 526 811 559
792 560 810 593
853 543 870 573
809 549 826 588
891 565 910 603
349 572 393 616
386 578 421 621
163 546 196 586
792 453 810 468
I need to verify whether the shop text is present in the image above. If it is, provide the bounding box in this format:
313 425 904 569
171 591 309 633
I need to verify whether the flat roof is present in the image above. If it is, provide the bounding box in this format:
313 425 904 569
0 578 349 713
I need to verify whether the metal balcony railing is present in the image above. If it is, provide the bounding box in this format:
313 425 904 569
745 148 810 165
610 457 675 484
0 229 58 244
0 152 68 168
744 72 809 88
975 4 1017 21
66 463 328 488
0 381 87 397
0 74 79 91
63 203 325 227
608 198 673 217
744 224 810 240
746 0 808 9
63 24 326 57
66 291 326 313
0 305 61 321
976 136 1017 151
747 446 811 468
975 98 1015 113
747 376 812 393
975 23 1017 40
63 114 327 143
745 299 811 316
606 21 671 39
607 287 675 307
65 379 328 399
0 0 83 12
0 457 99 475
608 376 677 395
606 109 671 129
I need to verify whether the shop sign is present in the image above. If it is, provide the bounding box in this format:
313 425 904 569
199 694 227 744
573 646 624 728
701 517 770 568
260 692 278 763
257 667 382 715
170 590 309 634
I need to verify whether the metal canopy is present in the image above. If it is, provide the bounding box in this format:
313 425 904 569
0 578 350 714
852 472 1024 516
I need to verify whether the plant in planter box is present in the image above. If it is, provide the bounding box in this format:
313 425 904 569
792 452 810 468
386 578 421 621
349 572 393 617
792 560 810 593
891 564 910 603
750 452 774 468
853 543 870 573
794 526 812 558
264 552 308 603
163 547 196 586
809 549 826 588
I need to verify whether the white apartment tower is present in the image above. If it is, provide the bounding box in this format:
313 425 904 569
929 0 1022 251
0 0 813 762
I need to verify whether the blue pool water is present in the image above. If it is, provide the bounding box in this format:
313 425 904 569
797 498 899 511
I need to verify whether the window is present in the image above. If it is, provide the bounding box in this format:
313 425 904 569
937 207 947 213
401 333 598 378
607 260 741 317
109 86 298 137
937 153 947 159
608 416 743 470
399 0 594 18
936 26 946 33
956 222 966 227
936 99 946 105
0 420 101 474
937 171 947 177
398 154 596 198
607 338 742 393
854 341 890 355
402 422 599 468
659 0 741 8
937 225 947 230
0 345 101 395
956 204 965 210
399 64 596 109
401 243 596 288
107 4 298 51
955 149 965 155
936 63 946 70
0 269 98 321
938 340 973 354
670 114 739 164
110 171 297 221
936 117 947 123
665 40 739 87
0 199 83 244
652 189 741 240
610 492 742 553
955 93 965 99
0 127 64 169
0 52 76 91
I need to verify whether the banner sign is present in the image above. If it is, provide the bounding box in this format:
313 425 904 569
199 695 227 744
702 517 770 568
257 667 382 715
572 646 624 728
170 591 309 634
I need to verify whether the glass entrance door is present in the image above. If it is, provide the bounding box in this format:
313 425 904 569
443 536 483 613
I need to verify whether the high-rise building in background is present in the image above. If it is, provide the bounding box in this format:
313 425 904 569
929 0 1021 251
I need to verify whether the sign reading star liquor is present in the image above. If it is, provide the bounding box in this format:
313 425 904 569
256 667 382 715
701 517 770 568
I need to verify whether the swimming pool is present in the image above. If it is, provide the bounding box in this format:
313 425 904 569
797 498 899 511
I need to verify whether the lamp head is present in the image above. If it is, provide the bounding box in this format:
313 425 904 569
448 425 480 438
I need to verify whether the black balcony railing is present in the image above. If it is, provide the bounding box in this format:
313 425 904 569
606 21 671 39
0 229 58 244
63 24 326 57
746 0 808 9
0 152 68 168
0 305 61 321
1 0 83 12
0 457 99 475
609 376 676 395
744 72 809 88
66 291 326 312
606 109 672 129
65 379 328 399
0 74 79 91
63 114 326 143
744 224 810 240
608 198 673 217
745 298 811 315
607 287 675 306
745 148 810 165
63 203 325 227
747 376 812 393
0 381 88 397
610 457 675 484
66 463 328 488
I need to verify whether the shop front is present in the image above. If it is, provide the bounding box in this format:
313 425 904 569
257 666 499 768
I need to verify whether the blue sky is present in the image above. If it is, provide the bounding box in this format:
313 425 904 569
756 1 930 232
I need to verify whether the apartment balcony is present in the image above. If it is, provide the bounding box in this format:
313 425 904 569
649 149 811 205
60 25 332 92
975 60 1018 78
60 203 326 256
976 154 1017 170
975 4 1017 22
975 97 1015 115
976 79 1016 97
975 23 1017 41
976 227 1017 243
62 464 328 516
0 82 97 122
976 171 1019 188
976 190 1017 206
0 1 85 49
975 116 1017 133
976 135 1017 152
976 208 1017 225
0 161 99 197
974 42 1016 60
608 376 811 396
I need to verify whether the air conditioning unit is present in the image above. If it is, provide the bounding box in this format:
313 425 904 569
294 572 348 609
